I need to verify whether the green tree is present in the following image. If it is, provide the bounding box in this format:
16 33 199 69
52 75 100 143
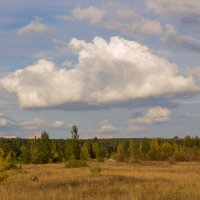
80 141 92 160
30 138 40 163
20 145 31 164
139 138 150 155
70 125 80 159
92 140 104 159
184 136 195 147
0 148 11 182
51 140 63 162
37 131 52 163
128 140 137 160
150 138 161 160
161 142 174 159
65 139 72 160
71 125 79 140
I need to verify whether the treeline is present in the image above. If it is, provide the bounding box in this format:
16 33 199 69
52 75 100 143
1 127 200 164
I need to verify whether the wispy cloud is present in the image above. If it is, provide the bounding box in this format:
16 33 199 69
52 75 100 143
20 117 45 130
17 16 48 35
57 5 105 25
161 24 200 53
58 4 163 38
183 112 200 119
146 0 200 17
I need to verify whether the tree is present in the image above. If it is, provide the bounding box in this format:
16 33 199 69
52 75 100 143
139 138 150 155
80 141 92 160
184 136 195 147
149 138 161 160
51 140 63 162
30 138 40 163
38 131 52 163
128 140 137 160
71 125 80 159
29 131 52 164
71 125 79 140
64 125 81 160
92 139 104 159
65 139 72 160
20 145 31 164
161 142 173 159
0 148 11 182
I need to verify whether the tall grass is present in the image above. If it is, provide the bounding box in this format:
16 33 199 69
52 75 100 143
0 161 200 200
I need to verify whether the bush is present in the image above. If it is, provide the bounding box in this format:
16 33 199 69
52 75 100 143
0 168 8 182
65 160 88 168
96 157 104 162
0 149 11 182
112 152 129 162
90 167 102 175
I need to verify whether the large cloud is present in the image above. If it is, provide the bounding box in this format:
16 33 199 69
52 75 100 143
0 36 198 109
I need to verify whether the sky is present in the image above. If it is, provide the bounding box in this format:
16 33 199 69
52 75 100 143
0 0 200 139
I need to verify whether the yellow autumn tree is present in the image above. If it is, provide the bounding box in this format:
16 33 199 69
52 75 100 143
0 148 11 182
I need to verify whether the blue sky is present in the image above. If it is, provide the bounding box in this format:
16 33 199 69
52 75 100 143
0 0 200 139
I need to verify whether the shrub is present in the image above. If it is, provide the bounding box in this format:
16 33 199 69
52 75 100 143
0 168 8 182
90 167 102 175
112 152 129 162
96 157 104 162
0 149 11 182
65 159 88 168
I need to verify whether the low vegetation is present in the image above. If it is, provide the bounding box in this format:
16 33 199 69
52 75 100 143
1 126 200 199
65 159 88 168
1 161 200 200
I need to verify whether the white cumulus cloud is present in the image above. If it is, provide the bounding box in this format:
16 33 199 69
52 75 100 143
17 16 48 35
128 107 171 132
0 36 198 109
51 120 71 129
99 119 116 134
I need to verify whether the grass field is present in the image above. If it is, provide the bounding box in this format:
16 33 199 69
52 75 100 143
1 161 200 200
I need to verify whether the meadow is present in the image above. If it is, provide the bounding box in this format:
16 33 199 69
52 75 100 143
0 161 200 200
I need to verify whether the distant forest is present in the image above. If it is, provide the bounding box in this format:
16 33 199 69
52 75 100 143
1 125 200 164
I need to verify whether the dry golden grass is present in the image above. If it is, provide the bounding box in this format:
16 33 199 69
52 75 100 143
1 161 200 200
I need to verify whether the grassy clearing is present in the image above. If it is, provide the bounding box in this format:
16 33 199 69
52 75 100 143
0 161 200 200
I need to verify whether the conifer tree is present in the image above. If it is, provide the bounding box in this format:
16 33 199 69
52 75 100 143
38 131 52 163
